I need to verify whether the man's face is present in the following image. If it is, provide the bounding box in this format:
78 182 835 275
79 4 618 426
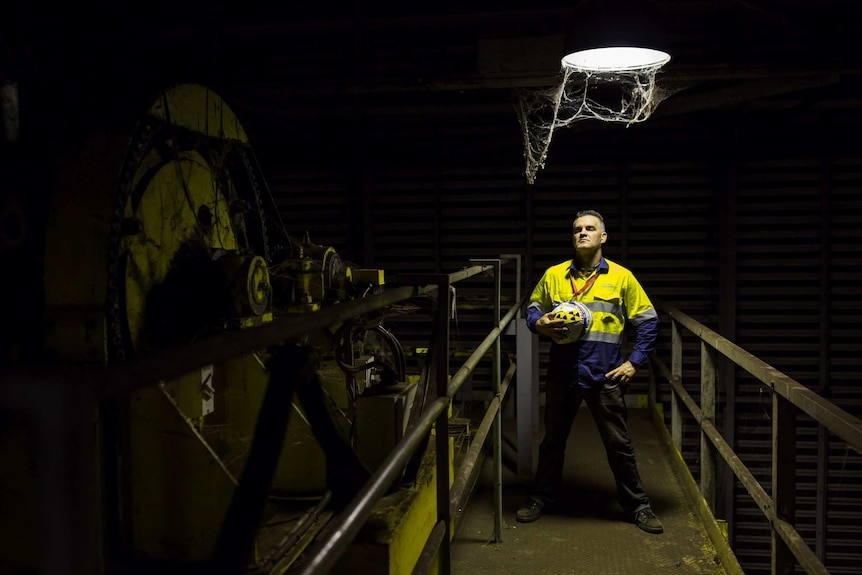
572 215 607 251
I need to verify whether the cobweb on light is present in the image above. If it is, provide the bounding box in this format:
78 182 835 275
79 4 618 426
515 62 671 184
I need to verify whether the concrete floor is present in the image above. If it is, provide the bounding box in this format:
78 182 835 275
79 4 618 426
449 406 730 575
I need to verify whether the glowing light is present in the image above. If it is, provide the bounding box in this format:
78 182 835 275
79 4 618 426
562 47 670 72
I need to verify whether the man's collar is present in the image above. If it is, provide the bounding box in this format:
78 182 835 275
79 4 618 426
568 256 607 275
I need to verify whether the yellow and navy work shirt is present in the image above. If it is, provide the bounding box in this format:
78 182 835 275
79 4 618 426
526 257 659 390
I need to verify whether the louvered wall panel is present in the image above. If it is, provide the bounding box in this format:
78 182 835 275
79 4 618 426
436 173 529 392
626 165 719 314
825 158 862 574
370 172 441 274
267 170 352 255
735 165 824 375
830 159 862 417
733 155 862 575
734 162 823 575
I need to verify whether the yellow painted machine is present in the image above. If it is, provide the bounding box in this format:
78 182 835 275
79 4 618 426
0 83 446 575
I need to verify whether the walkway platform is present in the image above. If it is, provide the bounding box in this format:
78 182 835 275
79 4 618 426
450 406 730 575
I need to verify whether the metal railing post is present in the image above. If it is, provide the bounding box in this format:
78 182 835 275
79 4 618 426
700 341 717 513
655 301 858 575
494 261 504 543
499 253 522 320
671 319 683 451
772 391 797 575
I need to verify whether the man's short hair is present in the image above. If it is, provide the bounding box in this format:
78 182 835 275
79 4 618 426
574 210 605 232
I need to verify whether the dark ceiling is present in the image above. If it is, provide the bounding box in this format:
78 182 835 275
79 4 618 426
2 1 860 140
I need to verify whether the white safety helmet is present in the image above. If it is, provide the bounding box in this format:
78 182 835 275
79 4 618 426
550 301 593 344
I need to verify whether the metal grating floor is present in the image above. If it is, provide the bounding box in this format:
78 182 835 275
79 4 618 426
450 406 729 575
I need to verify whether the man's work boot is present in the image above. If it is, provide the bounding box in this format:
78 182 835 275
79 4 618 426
516 497 545 523
634 507 664 534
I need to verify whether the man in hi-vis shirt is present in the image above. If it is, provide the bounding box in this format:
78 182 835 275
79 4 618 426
516 210 663 534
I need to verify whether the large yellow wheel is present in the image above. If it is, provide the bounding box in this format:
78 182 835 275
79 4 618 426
41 84 331 568
105 83 271 360
101 85 284 563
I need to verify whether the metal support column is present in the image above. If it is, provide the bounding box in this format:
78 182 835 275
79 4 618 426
471 258 504 541
516 319 538 477
504 314 538 478
433 275 452 575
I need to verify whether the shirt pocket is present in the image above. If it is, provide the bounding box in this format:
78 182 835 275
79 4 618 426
591 285 621 305
590 287 624 327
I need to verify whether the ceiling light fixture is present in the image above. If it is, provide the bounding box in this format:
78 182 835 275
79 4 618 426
562 46 670 73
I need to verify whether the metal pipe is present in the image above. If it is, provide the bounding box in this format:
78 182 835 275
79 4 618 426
413 259 516 297
259 491 333 572
292 396 450 575
410 521 447 575
491 262 504 543
449 364 515 517
486 260 505 542
448 264 494 285
93 285 417 401
446 300 521 399
414 264 497 298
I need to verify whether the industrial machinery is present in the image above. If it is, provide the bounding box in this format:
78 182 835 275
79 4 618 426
2 83 438 575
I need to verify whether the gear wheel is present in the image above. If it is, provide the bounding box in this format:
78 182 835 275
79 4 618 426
105 84 272 360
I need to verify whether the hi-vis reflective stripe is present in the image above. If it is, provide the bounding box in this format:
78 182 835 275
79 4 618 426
629 308 658 326
582 330 621 344
584 301 622 315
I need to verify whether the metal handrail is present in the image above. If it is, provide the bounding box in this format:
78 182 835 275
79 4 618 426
0 285 420 407
292 394 451 575
296 266 521 575
660 303 862 453
653 301 862 575
450 363 516 517
651 355 827 575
